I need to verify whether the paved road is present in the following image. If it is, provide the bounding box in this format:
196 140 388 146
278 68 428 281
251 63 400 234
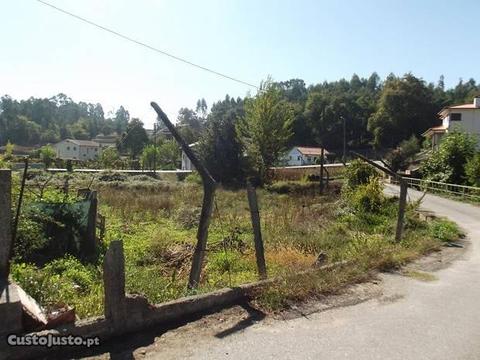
152 186 480 360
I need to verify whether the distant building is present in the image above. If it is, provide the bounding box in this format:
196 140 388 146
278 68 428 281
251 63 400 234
54 139 101 161
423 97 480 150
285 146 330 166
92 133 119 149
181 142 198 170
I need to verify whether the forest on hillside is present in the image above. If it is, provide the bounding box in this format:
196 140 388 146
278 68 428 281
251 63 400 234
1 72 479 151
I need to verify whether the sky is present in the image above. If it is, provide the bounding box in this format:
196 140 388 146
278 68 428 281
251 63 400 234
1 0 479 129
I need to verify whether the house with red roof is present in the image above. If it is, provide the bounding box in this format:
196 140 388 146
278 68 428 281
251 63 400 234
285 146 330 166
423 97 480 150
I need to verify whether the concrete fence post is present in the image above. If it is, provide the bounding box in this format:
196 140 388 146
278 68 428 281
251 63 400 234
86 190 98 256
0 170 12 280
103 240 126 327
246 182 267 280
395 179 408 242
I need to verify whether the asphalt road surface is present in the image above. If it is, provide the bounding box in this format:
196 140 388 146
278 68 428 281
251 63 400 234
147 185 480 360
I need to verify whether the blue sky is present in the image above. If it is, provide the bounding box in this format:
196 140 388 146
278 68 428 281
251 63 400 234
1 0 479 128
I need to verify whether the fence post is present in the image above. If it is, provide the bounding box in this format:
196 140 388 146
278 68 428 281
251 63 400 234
246 182 267 280
0 170 12 280
151 102 217 289
319 148 325 194
85 191 98 256
395 178 408 242
103 240 126 327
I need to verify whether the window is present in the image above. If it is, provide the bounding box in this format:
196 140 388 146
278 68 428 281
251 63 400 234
297 156 301 161
73 147 77 151
94 148 98 152
451 113 462 121
67 146 70 150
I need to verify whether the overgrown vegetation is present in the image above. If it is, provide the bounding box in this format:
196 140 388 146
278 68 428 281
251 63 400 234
421 131 477 184
9 170 462 317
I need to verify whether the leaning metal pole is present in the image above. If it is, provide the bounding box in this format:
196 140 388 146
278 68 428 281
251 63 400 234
150 102 217 289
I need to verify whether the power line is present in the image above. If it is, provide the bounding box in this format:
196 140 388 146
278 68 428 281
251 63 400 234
34 0 259 90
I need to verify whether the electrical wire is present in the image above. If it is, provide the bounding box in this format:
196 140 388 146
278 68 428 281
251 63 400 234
34 0 259 90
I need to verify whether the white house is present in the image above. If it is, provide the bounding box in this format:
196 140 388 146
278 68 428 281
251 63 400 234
284 146 330 166
181 142 198 170
54 139 101 161
423 97 480 149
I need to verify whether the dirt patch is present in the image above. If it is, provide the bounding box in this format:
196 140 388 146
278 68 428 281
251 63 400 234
406 236 469 273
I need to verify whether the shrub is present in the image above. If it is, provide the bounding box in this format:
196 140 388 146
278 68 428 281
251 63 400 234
184 172 202 184
421 131 476 184
39 145 56 168
98 171 127 182
344 177 385 213
429 219 461 242
266 181 318 194
343 159 378 189
465 153 480 187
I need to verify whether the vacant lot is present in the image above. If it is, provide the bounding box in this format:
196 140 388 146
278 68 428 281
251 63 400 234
10 172 461 318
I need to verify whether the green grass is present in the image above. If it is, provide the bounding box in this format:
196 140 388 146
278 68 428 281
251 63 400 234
10 173 463 317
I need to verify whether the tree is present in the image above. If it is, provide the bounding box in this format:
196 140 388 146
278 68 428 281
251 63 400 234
100 146 120 169
114 106 130 134
177 107 204 144
198 96 245 184
141 144 160 170
385 135 420 172
368 74 437 148
237 80 294 183
39 145 56 168
158 140 180 169
421 131 476 184
120 118 149 159
196 98 208 119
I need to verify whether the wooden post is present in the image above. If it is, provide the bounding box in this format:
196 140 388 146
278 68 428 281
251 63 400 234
319 147 325 195
395 178 408 242
103 240 126 326
84 191 98 257
0 170 12 280
151 102 216 289
246 182 267 280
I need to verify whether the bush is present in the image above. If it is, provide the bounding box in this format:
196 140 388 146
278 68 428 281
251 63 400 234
343 177 385 213
266 181 318 194
465 153 480 187
421 131 476 184
184 172 202 185
429 219 461 242
98 171 127 182
343 159 378 189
